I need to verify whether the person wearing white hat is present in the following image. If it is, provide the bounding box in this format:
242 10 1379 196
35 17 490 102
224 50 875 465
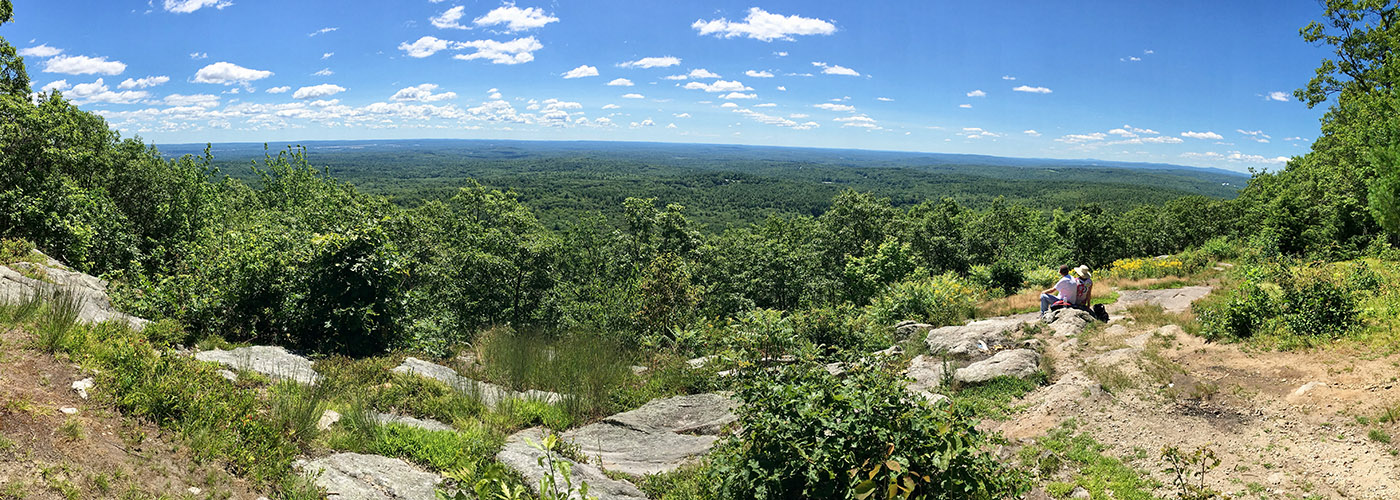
1070 265 1094 307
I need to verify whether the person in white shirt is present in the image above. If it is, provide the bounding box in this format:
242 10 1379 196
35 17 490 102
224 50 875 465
1071 265 1094 307
1040 264 1076 314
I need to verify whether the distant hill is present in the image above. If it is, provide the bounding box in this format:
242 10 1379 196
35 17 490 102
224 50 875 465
157 139 1248 230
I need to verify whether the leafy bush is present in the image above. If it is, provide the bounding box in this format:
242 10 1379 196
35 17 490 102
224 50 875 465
1278 268 1357 337
1102 256 1200 280
1197 280 1278 341
790 304 880 354
724 308 810 361
979 260 1026 296
706 360 1027 499
865 273 982 327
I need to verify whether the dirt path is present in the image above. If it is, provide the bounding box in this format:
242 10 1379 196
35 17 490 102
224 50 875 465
993 294 1400 499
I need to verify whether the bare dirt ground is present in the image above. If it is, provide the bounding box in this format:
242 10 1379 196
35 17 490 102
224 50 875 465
0 325 268 500
995 291 1400 499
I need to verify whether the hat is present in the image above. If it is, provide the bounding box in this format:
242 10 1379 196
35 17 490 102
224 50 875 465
1073 265 1092 279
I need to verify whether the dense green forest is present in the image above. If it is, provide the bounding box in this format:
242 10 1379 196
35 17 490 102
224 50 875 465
4 0 1400 498
159 140 1247 231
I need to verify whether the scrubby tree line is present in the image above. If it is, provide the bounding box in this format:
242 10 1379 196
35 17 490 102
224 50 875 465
3 0 1399 359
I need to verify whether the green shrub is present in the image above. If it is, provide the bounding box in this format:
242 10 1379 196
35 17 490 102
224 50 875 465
980 260 1026 296
724 308 810 361
0 238 36 265
791 304 879 354
706 360 1028 499
865 273 982 327
1279 269 1357 337
1198 280 1278 340
1195 236 1238 261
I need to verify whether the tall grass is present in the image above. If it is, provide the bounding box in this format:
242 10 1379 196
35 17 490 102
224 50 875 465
474 327 636 419
35 288 83 353
270 379 335 444
0 288 44 326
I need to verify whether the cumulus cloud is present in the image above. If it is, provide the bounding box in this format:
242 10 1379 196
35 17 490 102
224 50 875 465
1180 130 1223 140
190 52 209 60
720 102 738 108
163 0 233 14
63 78 148 105
745 70 774 78
601 104 620 109
391 83 457 102
43 55 127 75
431 6 469 29
777 86 786 91
689 68 721 79
18 44 62 58
621 93 644 99
399 36 454 58
721 92 756 99
118 75 169 89
958 104 971 108
193 62 272 84
292 83 347 99
474 4 559 31
683 80 749 93
606 78 634 87
1056 132 1107 143
1236 129 1271 143
562 65 598 78
163 93 220 107
452 37 543 65
1002 75 1016 80
40 80 69 93
1266 91 1291 102
813 103 855 112
733 107 820 130
754 103 776 107
876 97 893 102
811 61 859 76
692 7 836 41
1181 151 1289 164
619 56 681 69
1012 85 1051 94
966 89 986 97
1023 129 1041 137
322 52 334 59
313 68 334 76
266 86 290 94
835 115 878 128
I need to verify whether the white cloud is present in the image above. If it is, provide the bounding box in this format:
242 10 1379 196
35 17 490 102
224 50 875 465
452 37 542 65
692 7 836 41
1121 124 1159 135
163 0 233 14
308 27 338 37
190 52 208 60
43 55 127 75
754 103 776 107
662 74 689 80
775 51 789 57
1012 85 1051 94
620 56 681 69
562 65 598 79
776 86 786 91
17 44 62 58
63 78 148 105
313 68 334 76
399 36 453 58
811 61 859 76
1056 132 1107 143
834 115 878 128
958 127 999 139
1108 128 1136 137
601 104 620 109
733 107 820 130
607 78 634 87
292 83 346 99
266 86 291 94
1266 91 1291 102
431 6 469 29
813 103 855 112
789 113 809 118
1181 151 1289 164
118 75 169 89
745 70 774 78
720 102 738 108
1236 129 1271 143
667 123 677 129
673 112 691 118
721 92 756 99
40 80 69 93
1023 129 1041 137
193 61 272 84
322 52 334 59
474 4 559 31
1001 75 1016 80
621 93 645 99
391 83 457 102
876 97 893 102
966 89 986 97
958 104 972 108
683 80 749 93
689 68 721 79
163 93 220 107
1181 130 1223 140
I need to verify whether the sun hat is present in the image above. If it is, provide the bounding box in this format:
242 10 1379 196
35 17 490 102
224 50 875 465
1074 265 1092 279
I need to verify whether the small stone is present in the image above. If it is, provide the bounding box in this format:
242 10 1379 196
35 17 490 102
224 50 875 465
60 407 78 415
1070 486 1091 499
317 409 341 431
217 369 238 382
71 378 94 400
187 487 202 495
630 365 649 375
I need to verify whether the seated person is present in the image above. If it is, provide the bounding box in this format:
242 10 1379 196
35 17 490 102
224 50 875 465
1071 265 1094 307
1040 265 1076 314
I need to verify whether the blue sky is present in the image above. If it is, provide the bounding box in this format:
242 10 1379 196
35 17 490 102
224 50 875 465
7 1 1333 172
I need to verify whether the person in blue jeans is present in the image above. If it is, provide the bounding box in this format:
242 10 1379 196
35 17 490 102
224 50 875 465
1040 264 1076 314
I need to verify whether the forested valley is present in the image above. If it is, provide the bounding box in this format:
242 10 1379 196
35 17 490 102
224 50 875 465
3 1 1400 499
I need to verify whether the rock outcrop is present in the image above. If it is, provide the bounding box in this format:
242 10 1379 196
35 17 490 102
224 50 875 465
295 453 442 500
1112 286 1212 313
391 357 562 409
923 316 1031 359
195 345 321 384
0 260 148 330
954 349 1042 384
561 393 736 476
498 428 648 500
1043 308 1096 337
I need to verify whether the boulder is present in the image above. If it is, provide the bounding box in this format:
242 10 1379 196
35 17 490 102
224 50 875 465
559 393 736 476
296 452 442 500
318 410 342 431
194 346 321 384
894 321 934 338
603 393 736 436
924 317 1027 359
1113 286 1212 313
1043 308 1095 337
392 357 563 409
498 428 648 500
905 355 950 393
371 412 454 433
0 262 148 331
954 349 1041 384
